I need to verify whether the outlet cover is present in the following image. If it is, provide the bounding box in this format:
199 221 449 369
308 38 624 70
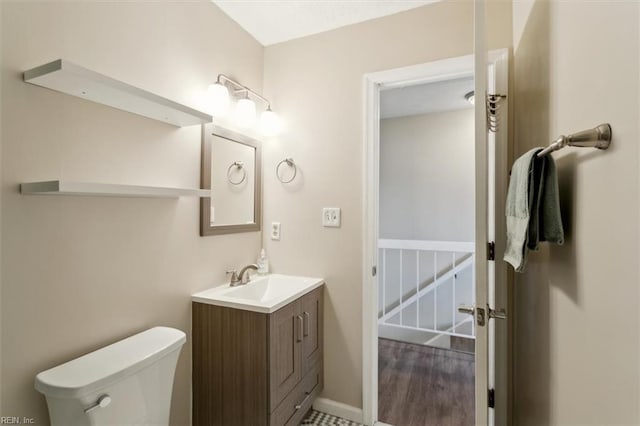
271 222 281 240
322 208 341 228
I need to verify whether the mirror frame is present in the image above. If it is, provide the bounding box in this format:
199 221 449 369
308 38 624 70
200 124 262 236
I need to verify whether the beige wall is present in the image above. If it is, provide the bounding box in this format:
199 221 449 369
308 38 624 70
380 109 475 241
512 1 640 424
1 1 263 424
262 0 511 408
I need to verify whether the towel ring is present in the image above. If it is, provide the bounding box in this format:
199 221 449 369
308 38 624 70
276 158 297 183
227 161 246 185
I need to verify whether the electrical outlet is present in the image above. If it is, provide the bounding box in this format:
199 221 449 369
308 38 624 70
322 208 341 228
271 222 281 240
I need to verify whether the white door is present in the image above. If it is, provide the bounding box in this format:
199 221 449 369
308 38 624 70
362 47 509 425
471 2 510 423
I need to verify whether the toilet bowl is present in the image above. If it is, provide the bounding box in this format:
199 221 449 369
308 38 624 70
35 326 186 426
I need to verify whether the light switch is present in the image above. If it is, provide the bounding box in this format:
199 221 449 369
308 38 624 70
322 208 341 228
271 222 281 240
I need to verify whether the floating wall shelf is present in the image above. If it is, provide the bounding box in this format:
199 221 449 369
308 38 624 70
20 181 211 198
23 59 213 127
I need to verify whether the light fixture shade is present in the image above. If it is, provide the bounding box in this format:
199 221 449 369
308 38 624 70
235 97 256 128
260 108 281 136
208 82 230 116
465 91 475 105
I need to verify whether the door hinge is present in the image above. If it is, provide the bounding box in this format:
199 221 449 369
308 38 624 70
372 266 377 277
488 388 495 408
487 241 495 261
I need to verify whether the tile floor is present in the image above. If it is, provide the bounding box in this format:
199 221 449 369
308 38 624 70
301 410 363 426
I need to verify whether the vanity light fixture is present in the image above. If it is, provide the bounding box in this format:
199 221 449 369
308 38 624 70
260 106 281 136
208 78 230 117
465 91 475 105
208 74 280 135
235 93 256 128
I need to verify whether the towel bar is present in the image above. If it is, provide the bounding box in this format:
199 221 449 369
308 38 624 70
537 123 612 157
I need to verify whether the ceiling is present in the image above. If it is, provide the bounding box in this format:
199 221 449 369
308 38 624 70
380 77 474 119
212 0 438 46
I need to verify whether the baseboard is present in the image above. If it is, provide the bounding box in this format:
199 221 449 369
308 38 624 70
312 397 364 423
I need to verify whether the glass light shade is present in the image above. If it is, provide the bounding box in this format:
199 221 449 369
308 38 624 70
208 82 230 116
465 91 475 105
260 109 281 136
235 98 256 128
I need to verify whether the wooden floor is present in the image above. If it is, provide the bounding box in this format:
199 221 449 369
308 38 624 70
378 338 475 426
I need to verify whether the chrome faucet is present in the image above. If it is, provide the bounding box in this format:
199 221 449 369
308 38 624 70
226 264 258 286
238 264 259 284
225 270 241 286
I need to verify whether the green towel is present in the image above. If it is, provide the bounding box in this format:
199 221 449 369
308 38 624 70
504 148 564 272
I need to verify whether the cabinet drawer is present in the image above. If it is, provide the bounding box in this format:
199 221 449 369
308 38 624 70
270 363 323 426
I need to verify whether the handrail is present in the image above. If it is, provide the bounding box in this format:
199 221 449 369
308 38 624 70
378 239 474 252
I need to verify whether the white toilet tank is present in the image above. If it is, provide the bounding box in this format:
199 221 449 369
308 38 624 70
35 326 186 426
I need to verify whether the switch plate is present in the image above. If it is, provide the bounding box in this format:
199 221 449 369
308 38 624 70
271 222 281 240
322 208 341 228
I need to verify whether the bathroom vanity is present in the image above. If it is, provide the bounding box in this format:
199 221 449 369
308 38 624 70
192 274 324 426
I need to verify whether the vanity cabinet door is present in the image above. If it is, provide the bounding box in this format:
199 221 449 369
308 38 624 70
269 300 303 411
301 287 323 374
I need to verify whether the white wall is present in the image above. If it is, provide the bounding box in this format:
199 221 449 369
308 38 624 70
262 0 511 408
512 1 640 424
1 2 263 423
379 108 475 241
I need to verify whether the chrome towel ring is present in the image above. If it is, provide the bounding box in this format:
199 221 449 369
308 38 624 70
276 158 297 183
227 161 246 185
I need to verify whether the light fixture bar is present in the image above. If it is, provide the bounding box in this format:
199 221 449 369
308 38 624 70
218 74 271 108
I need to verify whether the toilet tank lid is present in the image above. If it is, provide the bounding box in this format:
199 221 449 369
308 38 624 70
35 326 186 399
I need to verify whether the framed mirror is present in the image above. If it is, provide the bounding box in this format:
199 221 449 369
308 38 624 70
200 124 262 236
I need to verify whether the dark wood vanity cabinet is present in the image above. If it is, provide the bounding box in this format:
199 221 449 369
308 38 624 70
193 285 324 426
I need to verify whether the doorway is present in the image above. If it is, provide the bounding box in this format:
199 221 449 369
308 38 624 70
377 75 477 425
362 50 509 426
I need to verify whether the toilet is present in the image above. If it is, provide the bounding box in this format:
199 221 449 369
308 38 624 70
35 326 186 426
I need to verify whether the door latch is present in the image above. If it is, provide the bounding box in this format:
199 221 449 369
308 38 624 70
457 305 486 327
458 305 505 326
488 307 507 320
475 307 486 327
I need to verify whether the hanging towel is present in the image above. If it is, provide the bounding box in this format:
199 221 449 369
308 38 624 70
532 153 564 248
504 148 564 272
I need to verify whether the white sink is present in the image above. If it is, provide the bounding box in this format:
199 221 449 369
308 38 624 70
192 274 324 313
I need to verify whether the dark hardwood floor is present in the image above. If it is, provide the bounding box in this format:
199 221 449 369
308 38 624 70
378 338 475 426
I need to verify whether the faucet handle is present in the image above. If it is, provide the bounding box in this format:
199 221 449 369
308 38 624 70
226 270 239 283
